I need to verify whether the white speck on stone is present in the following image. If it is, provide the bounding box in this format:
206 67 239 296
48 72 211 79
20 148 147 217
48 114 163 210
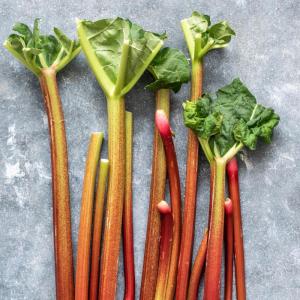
42 113 48 127
5 161 25 183
235 0 247 7
7 123 16 148
24 161 51 180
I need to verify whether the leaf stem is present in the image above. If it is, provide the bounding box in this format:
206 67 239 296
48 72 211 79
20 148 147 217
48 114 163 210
203 158 226 300
123 111 135 300
141 89 170 300
187 229 208 300
39 68 74 300
89 159 109 300
155 110 181 300
155 201 173 300
75 132 103 300
176 60 203 300
99 97 126 299
224 198 234 300
226 158 246 300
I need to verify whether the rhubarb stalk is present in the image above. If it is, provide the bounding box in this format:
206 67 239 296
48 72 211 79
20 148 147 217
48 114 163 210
183 79 279 299
89 159 109 300
4 20 80 300
227 158 246 300
99 96 126 298
77 18 164 298
177 11 235 298
141 89 169 300
141 47 189 300
224 198 234 300
176 60 202 299
75 133 103 300
187 229 208 300
123 111 135 300
156 110 181 300
155 201 173 300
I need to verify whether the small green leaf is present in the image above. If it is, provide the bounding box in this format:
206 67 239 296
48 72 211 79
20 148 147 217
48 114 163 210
183 79 280 158
181 11 235 61
77 17 165 97
146 47 190 93
209 21 236 49
4 19 81 76
54 28 73 53
12 23 32 43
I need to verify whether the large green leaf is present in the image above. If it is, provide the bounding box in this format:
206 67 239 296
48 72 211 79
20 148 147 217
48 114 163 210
4 19 81 76
146 47 190 93
183 79 280 157
181 11 235 61
77 17 165 98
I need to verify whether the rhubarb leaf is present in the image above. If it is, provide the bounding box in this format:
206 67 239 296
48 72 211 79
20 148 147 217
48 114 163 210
183 79 280 157
146 47 190 93
181 11 235 61
77 18 165 97
4 19 81 76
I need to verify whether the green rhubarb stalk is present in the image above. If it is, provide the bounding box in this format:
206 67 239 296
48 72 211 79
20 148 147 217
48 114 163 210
141 47 189 300
77 18 165 298
123 111 135 300
183 79 280 299
4 20 80 300
177 12 235 299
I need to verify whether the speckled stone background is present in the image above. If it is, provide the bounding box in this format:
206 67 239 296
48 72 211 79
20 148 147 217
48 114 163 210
0 0 299 299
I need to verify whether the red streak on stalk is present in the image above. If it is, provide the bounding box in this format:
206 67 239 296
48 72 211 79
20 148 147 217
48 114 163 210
227 158 246 300
156 110 182 300
187 229 208 300
155 201 173 300
225 198 234 300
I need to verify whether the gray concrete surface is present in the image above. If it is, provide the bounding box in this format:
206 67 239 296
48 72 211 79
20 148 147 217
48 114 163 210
0 0 299 299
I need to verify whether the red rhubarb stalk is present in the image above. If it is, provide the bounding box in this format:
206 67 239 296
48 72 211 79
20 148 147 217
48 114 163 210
155 110 182 300
75 133 103 300
227 158 246 300
141 89 170 300
224 198 234 300
176 60 203 300
187 229 208 300
40 69 75 299
155 201 173 300
89 159 109 300
123 111 135 300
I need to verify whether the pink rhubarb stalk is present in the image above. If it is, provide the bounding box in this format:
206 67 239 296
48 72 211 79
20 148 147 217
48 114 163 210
155 110 182 300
